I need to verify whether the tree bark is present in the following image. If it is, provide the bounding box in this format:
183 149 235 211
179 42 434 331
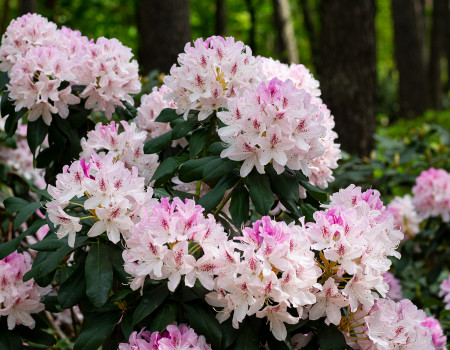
137 0 191 75
215 0 226 36
298 0 320 72
428 0 446 110
245 0 257 53
392 0 427 118
19 0 37 14
272 0 299 63
320 0 377 158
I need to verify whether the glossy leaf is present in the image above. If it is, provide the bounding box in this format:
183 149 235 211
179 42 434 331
144 131 172 154
229 186 250 226
13 201 41 230
317 324 347 350
147 302 178 333
132 284 170 326
58 263 86 308
203 158 238 180
199 172 239 211
190 128 209 158
85 242 113 307
247 170 273 215
184 302 222 350
0 220 46 260
27 118 49 157
178 156 218 182
155 108 181 123
152 156 187 182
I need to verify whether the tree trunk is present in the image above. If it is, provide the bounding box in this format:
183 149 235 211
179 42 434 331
392 0 427 118
428 0 446 110
215 0 226 36
1 0 11 33
320 0 377 158
298 0 320 72
245 0 257 53
137 0 191 75
272 0 299 63
19 0 37 14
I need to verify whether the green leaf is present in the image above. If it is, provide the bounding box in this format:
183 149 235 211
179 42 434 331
147 302 178 333
268 167 300 203
115 101 137 120
229 186 249 226
4 197 29 213
317 324 347 350
172 118 197 139
27 118 48 157
295 171 328 202
220 319 239 349
4 108 26 138
184 301 222 350
300 203 317 223
29 235 64 251
13 201 41 230
144 131 173 154
203 158 238 180
231 323 259 350
0 323 22 350
155 108 182 123
208 141 226 155
19 326 56 346
132 284 170 326
152 156 187 182
121 312 134 340
58 263 86 308
247 170 274 215
0 220 46 260
1 92 15 125
178 156 218 182
190 128 210 158
105 244 130 285
85 242 113 308
153 188 172 199
74 311 122 350
0 71 9 92
199 172 239 211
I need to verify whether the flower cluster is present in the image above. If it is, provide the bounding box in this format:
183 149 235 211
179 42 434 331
344 299 434 349
80 121 159 183
123 198 227 292
0 121 46 189
136 85 186 145
1 14 141 124
47 153 153 247
206 217 321 341
219 78 326 177
0 252 51 330
422 316 447 350
305 185 403 324
412 168 450 222
164 36 260 121
119 323 211 350
386 194 421 239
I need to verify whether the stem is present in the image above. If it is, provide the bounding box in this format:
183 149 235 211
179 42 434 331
45 311 69 343
194 180 202 201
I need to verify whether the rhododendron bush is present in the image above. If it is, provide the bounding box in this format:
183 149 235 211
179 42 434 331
0 13 449 350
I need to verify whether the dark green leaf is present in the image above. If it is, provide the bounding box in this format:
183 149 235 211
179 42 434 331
231 323 259 350
144 131 172 154
85 242 113 307
172 119 197 139
0 323 22 350
29 235 64 251
229 186 249 226
13 201 41 230
105 244 130 285
19 326 56 346
268 167 300 203
155 108 182 123
133 284 170 325
121 312 134 340
190 128 210 158
4 106 26 138
184 302 222 350
300 203 317 223
199 172 239 211
74 311 122 350
147 302 178 333
152 156 187 181
220 318 239 349
203 158 238 180
0 71 9 92
247 170 273 215
317 324 347 350
295 171 328 202
178 156 218 182
27 118 48 156
4 197 29 213
0 220 46 259
59 263 86 308
153 188 172 199
208 141 226 155
115 101 137 120
36 147 55 168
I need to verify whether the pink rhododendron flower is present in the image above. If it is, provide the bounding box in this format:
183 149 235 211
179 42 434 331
439 276 450 309
118 323 211 350
412 168 450 222
164 36 261 120
421 316 447 350
219 78 326 177
383 272 402 302
387 194 421 239
0 251 51 330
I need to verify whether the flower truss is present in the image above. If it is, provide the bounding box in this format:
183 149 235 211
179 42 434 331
46 153 154 247
0 252 51 330
163 36 261 120
386 194 421 239
119 323 211 350
80 120 159 183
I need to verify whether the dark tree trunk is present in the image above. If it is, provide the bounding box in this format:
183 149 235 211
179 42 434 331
245 0 257 52
392 0 427 118
137 0 191 75
320 0 377 158
272 0 298 63
298 0 320 72
428 0 446 110
1 0 11 33
215 0 226 36
19 0 37 14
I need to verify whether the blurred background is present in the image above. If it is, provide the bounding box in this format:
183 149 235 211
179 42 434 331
0 0 449 159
